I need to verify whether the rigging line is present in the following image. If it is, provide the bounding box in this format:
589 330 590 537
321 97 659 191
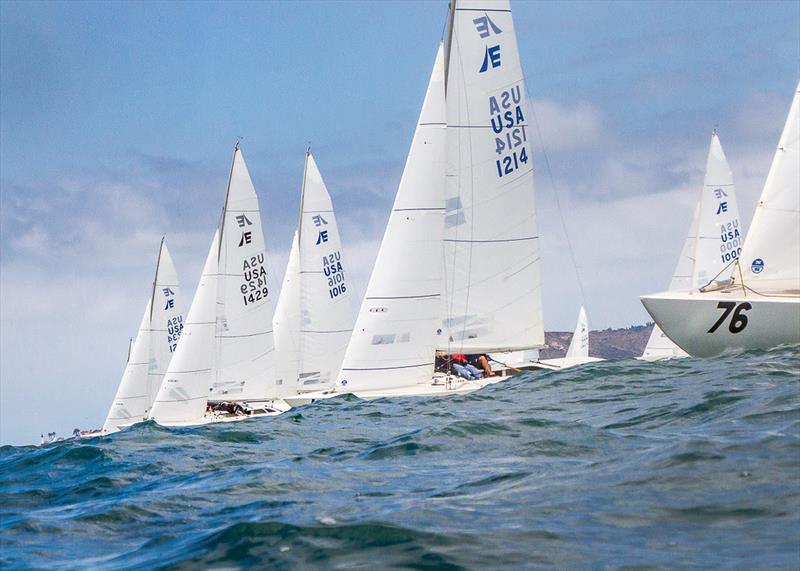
697 257 738 292
527 94 588 310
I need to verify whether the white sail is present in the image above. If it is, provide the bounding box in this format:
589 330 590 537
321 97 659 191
211 147 277 401
103 240 183 433
297 152 353 391
273 230 302 398
335 44 446 393
641 324 688 361
150 231 219 425
692 132 742 288
441 0 544 353
641 132 740 360
274 152 353 396
736 81 800 293
147 242 183 407
102 303 151 432
564 306 588 361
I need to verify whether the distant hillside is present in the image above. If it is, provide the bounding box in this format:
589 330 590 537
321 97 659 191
541 323 654 360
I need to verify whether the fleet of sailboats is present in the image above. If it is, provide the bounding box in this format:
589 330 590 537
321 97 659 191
65 1 797 438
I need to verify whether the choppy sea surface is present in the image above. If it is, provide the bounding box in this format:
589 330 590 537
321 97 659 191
2 346 799 570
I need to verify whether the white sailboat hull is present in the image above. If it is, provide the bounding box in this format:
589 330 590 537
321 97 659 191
641 290 800 357
153 400 292 427
284 373 516 406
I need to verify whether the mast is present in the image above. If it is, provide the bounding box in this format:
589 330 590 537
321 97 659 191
443 0 456 94
148 236 165 322
297 149 310 380
217 142 239 259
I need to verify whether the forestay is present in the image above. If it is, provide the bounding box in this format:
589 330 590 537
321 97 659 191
274 152 352 396
212 147 277 401
736 82 800 293
335 44 447 393
150 232 219 425
441 0 544 353
103 240 183 433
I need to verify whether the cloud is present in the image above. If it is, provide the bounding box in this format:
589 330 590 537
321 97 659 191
528 98 603 151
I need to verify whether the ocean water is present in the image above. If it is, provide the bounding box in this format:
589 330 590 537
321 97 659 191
2 346 799 570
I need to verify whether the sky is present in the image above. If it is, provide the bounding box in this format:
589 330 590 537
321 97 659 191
1 0 798 445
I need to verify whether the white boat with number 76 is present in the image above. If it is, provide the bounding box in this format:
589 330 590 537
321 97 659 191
641 81 800 357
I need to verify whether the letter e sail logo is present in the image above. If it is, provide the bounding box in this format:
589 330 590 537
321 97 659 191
751 258 764 274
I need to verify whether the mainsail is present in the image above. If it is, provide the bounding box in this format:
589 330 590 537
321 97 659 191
441 0 544 353
734 81 800 293
335 44 447 393
273 152 352 396
641 132 741 360
150 145 277 425
103 239 183 433
212 146 276 401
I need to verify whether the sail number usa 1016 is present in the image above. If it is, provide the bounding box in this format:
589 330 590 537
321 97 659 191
490 84 529 179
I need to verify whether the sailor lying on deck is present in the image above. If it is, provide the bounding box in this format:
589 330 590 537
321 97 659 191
435 352 488 381
207 402 250 416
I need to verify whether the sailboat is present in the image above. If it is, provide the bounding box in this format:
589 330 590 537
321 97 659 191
642 82 800 357
101 239 184 434
287 0 544 404
149 145 290 426
640 131 743 360
536 307 604 370
273 151 353 399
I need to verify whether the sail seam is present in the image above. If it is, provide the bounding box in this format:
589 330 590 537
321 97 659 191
216 331 273 338
444 236 538 243
455 8 512 12
341 363 433 371
366 294 440 300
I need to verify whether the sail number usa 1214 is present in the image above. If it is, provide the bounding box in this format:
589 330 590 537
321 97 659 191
490 84 529 179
